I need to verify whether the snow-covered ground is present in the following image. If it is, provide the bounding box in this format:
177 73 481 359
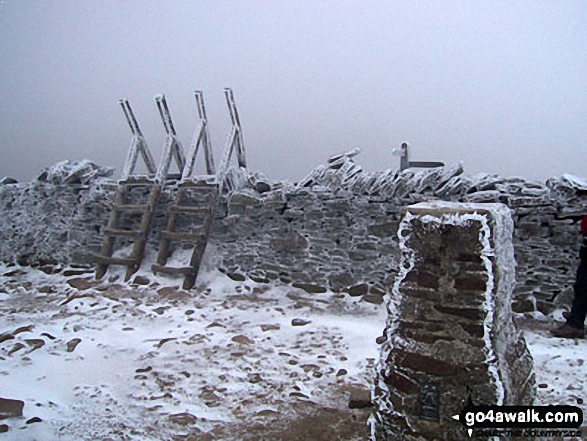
0 262 585 440
0 262 382 440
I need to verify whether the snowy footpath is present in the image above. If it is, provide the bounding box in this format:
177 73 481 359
0 263 585 440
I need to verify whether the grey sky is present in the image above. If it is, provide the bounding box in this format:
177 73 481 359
1 1 586 182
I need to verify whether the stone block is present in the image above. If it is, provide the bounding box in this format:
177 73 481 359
372 202 535 440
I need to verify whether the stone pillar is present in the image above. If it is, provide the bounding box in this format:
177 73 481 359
371 202 535 440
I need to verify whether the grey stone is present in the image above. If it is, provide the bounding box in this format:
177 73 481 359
362 293 384 305
291 318 311 327
66 338 81 353
292 282 327 294
0 177 18 185
169 412 197 425
132 275 150 285
260 324 280 332
231 335 253 345
348 387 372 409
0 398 24 419
346 283 369 297
66 277 96 291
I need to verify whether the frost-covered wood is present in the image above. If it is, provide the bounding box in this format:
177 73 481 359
181 91 215 180
119 99 157 180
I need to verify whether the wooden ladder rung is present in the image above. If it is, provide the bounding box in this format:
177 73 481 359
152 264 196 275
161 231 204 241
113 204 149 212
94 255 138 266
170 205 212 214
120 177 155 187
104 227 144 238
179 181 218 189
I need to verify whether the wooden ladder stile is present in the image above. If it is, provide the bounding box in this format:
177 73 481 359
152 89 247 290
95 95 186 282
152 90 220 290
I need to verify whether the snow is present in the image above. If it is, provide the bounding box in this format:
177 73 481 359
1 232 586 438
0 262 386 440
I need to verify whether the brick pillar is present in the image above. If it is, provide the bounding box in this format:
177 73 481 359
371 202 535 440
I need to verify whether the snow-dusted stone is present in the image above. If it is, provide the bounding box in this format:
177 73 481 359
0 177 18 185
66 338 81 353
0 397 24 419
37 159 114 185
371 202 535 440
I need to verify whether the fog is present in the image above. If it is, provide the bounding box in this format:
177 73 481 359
1 1 586 183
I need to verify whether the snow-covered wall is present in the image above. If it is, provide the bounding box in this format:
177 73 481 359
1 155 586 314
370 202 535 440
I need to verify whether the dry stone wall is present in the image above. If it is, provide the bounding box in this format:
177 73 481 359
1 157 586 314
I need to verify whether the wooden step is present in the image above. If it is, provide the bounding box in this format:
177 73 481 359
104 227 144 238
179 180 218 190
120 177 155 187
170 205 212 215
113 204 149 212
161 231 204 241
94 255 138 266
152 264 196 276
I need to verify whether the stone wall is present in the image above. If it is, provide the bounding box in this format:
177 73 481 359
1 156 586 314
371 202 535 440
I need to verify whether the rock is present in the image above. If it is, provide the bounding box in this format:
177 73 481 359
132 275 150 286
157 338 176 348
39 265 61 275
291 318 311 327
0 334 14 344
348 387 372 409
292 282 327 294
0 177 18 185
206 322 225 329
25 339 45 351
66 277 95 290
169 412 197 425
152 307 167 315
36 159 114 185
226 272 246 282
156 286 181 299
8 343 24 355
26 417 42 424
255 181 271 194
247 373 262 384
260 324 280 332
0 424 8 433
362 292 384 305
346 283 369 297
376 335 386 345
62 268 93 277
135 366 152 373
13 325 34 335
66 338 82 353
289 391 309 399
256 409 279 417
270 233 309 252
336 369 348 377
512 297 536 313
0 398 25 419
231 335 253 345
2 268 25 277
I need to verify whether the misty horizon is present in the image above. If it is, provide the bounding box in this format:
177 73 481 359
1 1 586 183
